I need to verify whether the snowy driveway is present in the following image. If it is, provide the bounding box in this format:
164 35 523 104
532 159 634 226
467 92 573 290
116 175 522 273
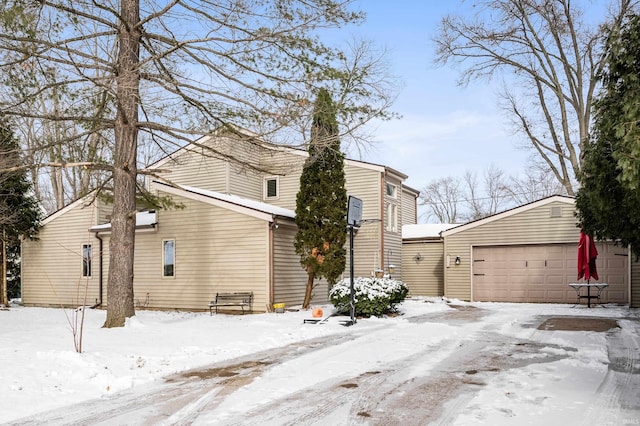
4 300 640 425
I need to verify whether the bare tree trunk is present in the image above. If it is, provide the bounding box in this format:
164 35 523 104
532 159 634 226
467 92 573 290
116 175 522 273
103 0 140 328
51 166 64 210
302 272 314 309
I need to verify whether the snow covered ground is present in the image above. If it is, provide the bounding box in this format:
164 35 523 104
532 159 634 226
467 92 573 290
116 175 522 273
1 298 639 425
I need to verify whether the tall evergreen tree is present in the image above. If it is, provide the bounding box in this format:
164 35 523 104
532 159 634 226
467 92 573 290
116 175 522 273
0 117 42 305
576 14 640 249
295 88 347 309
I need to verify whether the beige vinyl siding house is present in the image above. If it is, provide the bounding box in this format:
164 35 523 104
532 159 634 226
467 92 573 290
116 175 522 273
152 131 410 280
441 196 631 305
21 198 102 308
22 128 416 312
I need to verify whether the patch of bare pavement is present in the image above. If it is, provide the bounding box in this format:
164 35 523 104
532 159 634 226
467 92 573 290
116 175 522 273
8 305 640 426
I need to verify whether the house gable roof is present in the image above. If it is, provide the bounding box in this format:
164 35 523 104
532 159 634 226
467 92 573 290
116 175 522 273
145 126 404 178
153 181 295 222
441 195 575 237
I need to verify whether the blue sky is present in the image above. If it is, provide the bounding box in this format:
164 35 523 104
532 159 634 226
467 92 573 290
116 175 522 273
344 1 532 192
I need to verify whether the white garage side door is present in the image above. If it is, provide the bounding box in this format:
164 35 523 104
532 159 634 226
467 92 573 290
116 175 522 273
472 243 628 304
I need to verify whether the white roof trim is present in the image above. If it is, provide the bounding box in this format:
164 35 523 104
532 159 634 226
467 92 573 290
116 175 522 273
153 181 295 222
441 195 575 237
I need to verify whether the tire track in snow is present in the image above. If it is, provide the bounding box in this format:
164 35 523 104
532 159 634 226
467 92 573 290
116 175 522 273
7 333 358 426
580 319 640 426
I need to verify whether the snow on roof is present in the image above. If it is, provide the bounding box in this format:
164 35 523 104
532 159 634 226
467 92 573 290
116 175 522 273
178 184 295 219
402 223 459 240
90 211 157 231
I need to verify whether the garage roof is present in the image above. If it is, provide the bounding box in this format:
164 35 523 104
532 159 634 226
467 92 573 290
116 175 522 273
402 223 458 240
441 195 575 237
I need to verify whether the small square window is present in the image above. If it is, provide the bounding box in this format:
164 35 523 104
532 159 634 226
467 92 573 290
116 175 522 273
385 183 397 199
264 177 279 199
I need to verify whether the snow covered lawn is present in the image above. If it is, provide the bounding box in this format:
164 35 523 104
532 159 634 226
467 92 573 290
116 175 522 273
1 298 638 424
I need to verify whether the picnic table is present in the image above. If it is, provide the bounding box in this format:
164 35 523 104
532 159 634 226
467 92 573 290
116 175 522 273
568 283 608 308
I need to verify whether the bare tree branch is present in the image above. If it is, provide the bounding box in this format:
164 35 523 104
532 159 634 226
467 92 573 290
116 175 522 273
433 0 639 195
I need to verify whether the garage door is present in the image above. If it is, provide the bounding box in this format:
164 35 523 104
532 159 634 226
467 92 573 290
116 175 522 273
472 243 628 304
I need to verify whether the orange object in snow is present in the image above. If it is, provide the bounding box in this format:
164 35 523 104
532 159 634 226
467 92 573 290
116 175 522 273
312 307 323 318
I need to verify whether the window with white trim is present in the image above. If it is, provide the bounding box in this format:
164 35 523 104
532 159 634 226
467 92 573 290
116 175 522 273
163 239 175 277
385 182 397 199
264 176 279 199
386 203 398 233
82 243 92 277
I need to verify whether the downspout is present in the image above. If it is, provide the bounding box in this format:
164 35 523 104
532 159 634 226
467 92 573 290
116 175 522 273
268 217 277 311
90 232 103 309
380 171 386 271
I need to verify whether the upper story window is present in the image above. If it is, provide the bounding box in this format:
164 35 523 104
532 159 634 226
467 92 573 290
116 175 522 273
385 182 397 199
163 239 175 278
82 243 92 277
386 203 398 233
264 176 279 199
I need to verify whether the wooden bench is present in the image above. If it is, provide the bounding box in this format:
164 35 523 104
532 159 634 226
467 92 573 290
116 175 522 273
209 292 253 315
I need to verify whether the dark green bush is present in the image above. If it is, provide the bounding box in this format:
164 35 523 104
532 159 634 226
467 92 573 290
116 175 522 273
329 277 409 317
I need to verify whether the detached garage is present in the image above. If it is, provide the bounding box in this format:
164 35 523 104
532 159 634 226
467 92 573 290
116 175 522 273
440 196 632 305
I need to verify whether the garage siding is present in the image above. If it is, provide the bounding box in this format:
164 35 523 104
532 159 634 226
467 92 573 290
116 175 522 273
443 199 579 301
632 255 640 308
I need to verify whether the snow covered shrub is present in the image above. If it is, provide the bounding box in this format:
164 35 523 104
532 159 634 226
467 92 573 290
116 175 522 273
329 277 409 317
